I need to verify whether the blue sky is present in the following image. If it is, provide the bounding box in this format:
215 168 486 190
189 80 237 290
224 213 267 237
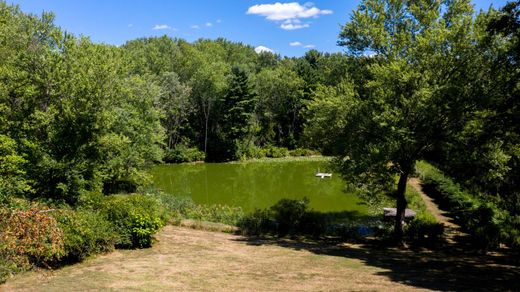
9 0 509 57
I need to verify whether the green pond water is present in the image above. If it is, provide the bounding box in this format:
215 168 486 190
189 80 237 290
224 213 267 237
150 159 367 214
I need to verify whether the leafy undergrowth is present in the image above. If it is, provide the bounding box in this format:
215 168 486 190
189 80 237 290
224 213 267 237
416 161 520 249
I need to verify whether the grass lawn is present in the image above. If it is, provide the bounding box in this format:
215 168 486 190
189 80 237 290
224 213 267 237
3 225 519 291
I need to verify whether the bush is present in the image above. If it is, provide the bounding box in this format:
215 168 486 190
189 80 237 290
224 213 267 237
101 194 164 248
264 146 290 158
0 207 64 283
289 148 320 157
163 145 205 163
54 209 117 262
406 217 445 245
239 198 331 238
238 209 275 235
271 197 309 236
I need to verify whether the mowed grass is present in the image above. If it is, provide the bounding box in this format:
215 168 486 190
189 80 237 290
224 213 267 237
3 225 519 291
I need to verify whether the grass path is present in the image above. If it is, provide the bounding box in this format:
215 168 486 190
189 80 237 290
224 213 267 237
408 178 458 229
408 177 470 245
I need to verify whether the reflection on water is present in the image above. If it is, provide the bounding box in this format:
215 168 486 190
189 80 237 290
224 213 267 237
150 160 367 214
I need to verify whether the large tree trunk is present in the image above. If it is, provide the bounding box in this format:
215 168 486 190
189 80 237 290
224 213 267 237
394 170 409 242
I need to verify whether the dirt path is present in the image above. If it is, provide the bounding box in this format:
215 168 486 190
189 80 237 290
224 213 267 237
408 178 459 229
408 177 471 246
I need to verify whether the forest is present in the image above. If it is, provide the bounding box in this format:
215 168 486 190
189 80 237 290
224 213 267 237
1 0 519 285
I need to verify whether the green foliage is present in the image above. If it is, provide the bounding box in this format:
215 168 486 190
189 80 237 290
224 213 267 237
406 218 445 245
149 191 244 226
184 204 244 226
54 209 117 262
270 198 310 236
288 148 320 157
417 161 517 248
263 145 290 158
0 135 31 204
237 209 275 236
209 66 256 161
303 81 356 155
163 144 205 163
239 198 340 238
335 0 482 239
238 198 374 239
254 66 305 148
101 194 164 248
0 3 163 205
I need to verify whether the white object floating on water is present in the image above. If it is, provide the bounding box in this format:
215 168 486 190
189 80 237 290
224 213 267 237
315 172 332 178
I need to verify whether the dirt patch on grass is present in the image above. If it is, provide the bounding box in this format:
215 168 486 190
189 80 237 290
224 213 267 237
3 226 519 291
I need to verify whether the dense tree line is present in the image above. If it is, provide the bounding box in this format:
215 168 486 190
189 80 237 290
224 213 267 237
1 0 519 244
0 2 354 205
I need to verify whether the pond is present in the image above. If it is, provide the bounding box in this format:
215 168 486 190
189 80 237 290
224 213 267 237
149 158 367 214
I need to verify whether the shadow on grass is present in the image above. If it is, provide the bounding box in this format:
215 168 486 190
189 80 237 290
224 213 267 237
234 235 520 291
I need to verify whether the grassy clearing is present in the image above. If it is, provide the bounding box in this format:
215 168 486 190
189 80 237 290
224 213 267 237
3 225 519 291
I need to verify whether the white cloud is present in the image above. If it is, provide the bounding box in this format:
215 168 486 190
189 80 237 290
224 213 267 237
304 44 315 48
153 24 171 30
206 22 213 27
247 2 332 21
128 24 133 28
254 45 274 54
247 2 332 29
216 19 222 23
190 25 200 29
289 41 302 46
281 22 309 30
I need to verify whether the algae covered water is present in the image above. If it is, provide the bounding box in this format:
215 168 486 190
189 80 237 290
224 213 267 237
150 159 367 214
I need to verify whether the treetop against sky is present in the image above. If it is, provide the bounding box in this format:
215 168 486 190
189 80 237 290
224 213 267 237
9 0 509 57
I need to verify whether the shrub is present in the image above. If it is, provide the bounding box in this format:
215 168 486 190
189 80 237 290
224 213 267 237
299 211 329 238
238 209 275 235
54 209 117 262
163 145 205 163
264 145 289 158
0 207 64 283
239 197 330 237
101 194 164 248
406 217 445 245
271 197 309 236
289 148 320 157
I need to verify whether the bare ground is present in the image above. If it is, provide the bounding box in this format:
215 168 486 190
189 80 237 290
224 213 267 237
408 178 458 229
408 178 469 245
3 224 520 292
